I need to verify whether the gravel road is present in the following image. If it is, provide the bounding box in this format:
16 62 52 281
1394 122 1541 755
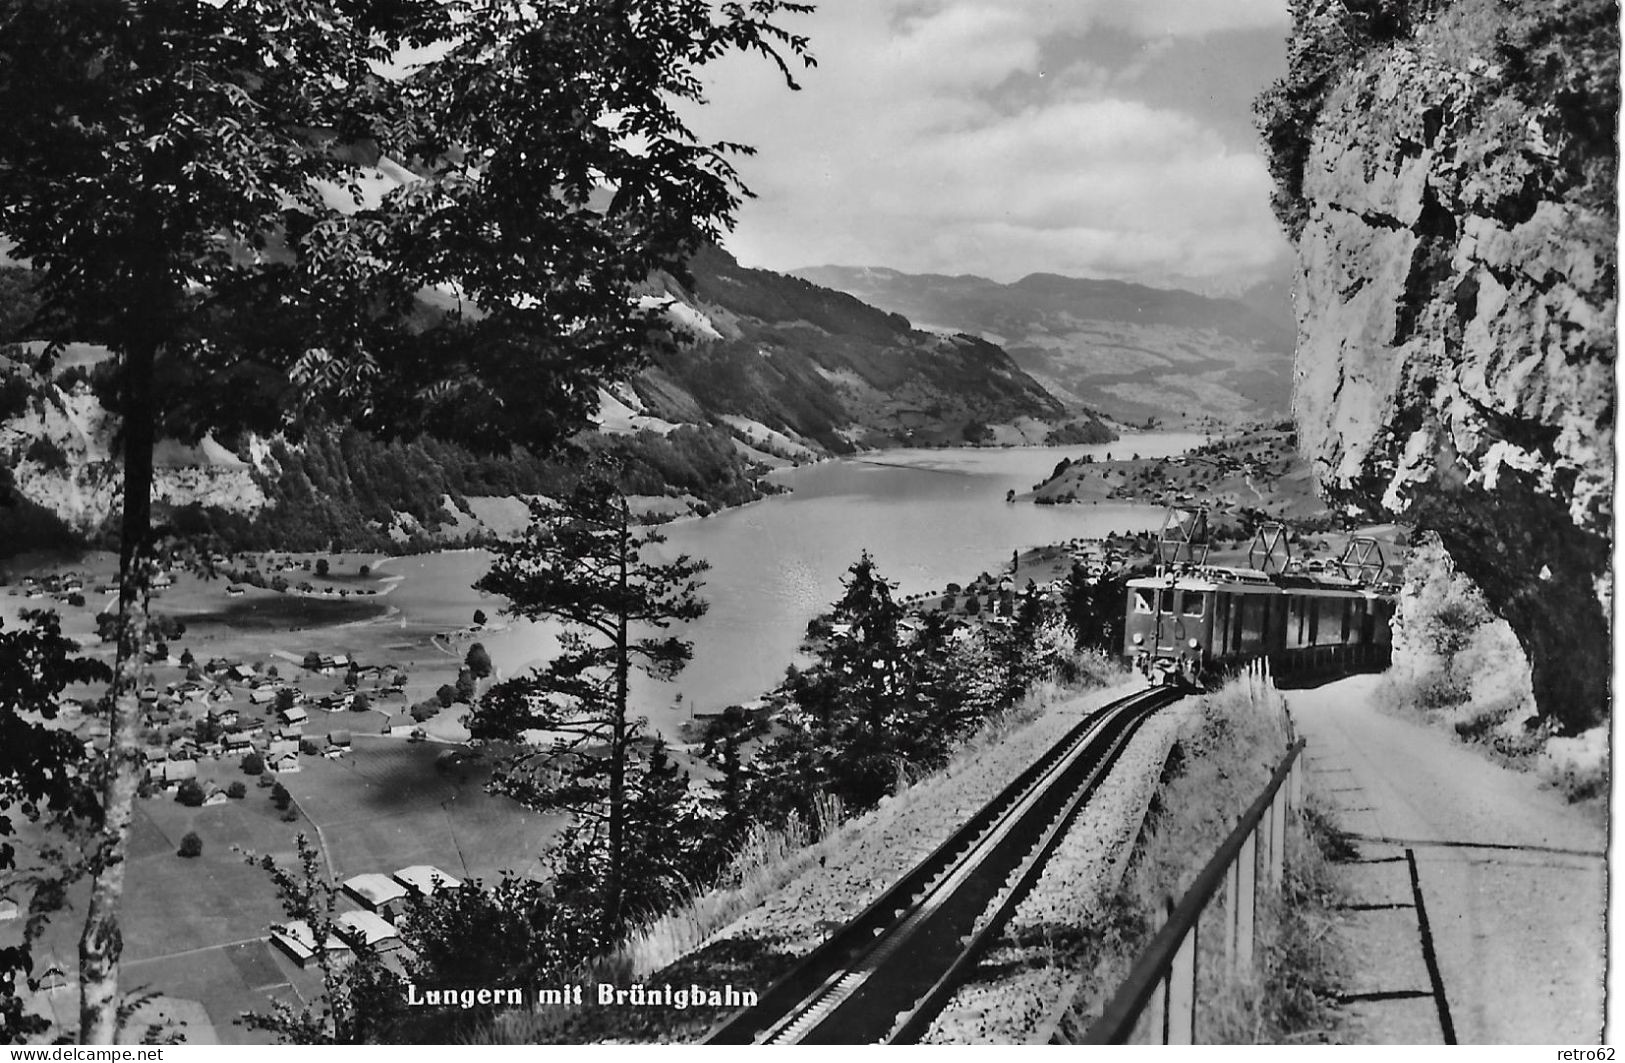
1290 675 1607 1044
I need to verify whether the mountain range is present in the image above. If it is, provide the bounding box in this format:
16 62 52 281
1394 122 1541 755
792 264 1296 426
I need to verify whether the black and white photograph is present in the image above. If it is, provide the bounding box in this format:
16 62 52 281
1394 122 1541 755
0 0 1612 1048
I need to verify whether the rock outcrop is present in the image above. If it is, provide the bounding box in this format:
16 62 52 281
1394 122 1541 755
1261 0 1616 732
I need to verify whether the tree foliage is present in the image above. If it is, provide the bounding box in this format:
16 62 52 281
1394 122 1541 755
0 611 108 1043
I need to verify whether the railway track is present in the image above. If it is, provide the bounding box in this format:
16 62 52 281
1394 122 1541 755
702 684 1185 1045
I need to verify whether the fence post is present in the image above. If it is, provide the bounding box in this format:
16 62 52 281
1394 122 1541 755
1236 827 1256 974
1267 786 1286 890
1136 901 1168 1044
1222 828 1240 975
1166 898 1197 1045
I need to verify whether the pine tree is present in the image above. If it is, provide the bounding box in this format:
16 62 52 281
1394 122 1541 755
470 473 708 940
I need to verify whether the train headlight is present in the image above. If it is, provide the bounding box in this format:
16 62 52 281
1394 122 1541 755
1187 638 1199 649
1133 633 1144 645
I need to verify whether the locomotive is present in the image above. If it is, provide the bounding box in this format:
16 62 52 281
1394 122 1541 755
1123 510 1396 686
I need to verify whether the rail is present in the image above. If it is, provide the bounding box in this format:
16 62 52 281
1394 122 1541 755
1072 732 1308 1044
703 684 1182 1045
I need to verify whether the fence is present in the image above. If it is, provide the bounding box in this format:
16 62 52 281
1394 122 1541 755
1072 662 1306 1044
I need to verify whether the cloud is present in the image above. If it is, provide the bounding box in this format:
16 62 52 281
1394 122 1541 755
686 0 1292 288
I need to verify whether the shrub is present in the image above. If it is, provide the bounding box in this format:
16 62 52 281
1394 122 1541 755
280 808 298 823
473 608 487 627
227 781 247 799
359 564 371 577
175 778 205 807
271 782 291 811
178 831 202 858
465 642 493 679
315 558 330 577
350 691 370 713
436 683 456 708
299 738 321 756
240 751 264 776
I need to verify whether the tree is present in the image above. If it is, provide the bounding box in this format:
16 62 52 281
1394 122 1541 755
271 783 292 813
303 651 323 674
0 611 108 1043
435 684 457 710
755 554 959 822
472 609 488 628
470 474 708 940
276 688 297 714
0 0 812 1039
350 692 370 714
465 643 493 680
175 780 205 808
177 832 202 859
315 560 330 579
227 781 247 800
240 752 265 777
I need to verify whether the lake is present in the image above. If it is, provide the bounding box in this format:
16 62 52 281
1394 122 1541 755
385 431 1206 736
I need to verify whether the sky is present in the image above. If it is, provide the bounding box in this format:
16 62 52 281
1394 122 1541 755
683 0 1296 292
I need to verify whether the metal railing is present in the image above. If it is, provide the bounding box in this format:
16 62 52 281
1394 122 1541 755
1074 729 1307 1044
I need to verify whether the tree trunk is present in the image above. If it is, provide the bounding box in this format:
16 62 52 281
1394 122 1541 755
605 502 630 940
78 335 157 1044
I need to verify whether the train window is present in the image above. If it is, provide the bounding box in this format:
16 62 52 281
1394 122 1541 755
1133 589 1155 614
1182 592 1205 617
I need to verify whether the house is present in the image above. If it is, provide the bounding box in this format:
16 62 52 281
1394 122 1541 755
209 706 240 728
156 760 197 786
335 910 401 952
381 713 416 737
342 873 408 917
269 920 352 969
0 899 19 922
202 784 229 806
327 730 352 748
279 705 309 727
248 688 277 706
269 738 300 759
231 664 256 682
138 686 159 704
225 585 247 597
392 865 462 898
270 753 301 774
223 732 254 754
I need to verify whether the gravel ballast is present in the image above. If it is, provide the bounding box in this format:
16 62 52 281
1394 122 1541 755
921 702 1193 1044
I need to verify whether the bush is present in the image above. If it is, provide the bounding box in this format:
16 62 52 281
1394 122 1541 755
178 831 202 858
359 564 371 577
240 751 264 776
436 683 456 708
473 608 487 627
315 558 330 577
350 691 370 713
175 778 205 807
299 738 321 756
280 808 299 823
271 782 291 811
465 642 493 679
227 781 247 799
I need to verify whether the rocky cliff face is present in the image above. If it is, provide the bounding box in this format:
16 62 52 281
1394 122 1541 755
1262 0 1616 732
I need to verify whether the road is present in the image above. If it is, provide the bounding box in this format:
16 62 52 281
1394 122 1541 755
1290 674 1607 1044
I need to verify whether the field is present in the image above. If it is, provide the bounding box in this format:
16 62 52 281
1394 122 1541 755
13 739 560 1044
2 546 564 1044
